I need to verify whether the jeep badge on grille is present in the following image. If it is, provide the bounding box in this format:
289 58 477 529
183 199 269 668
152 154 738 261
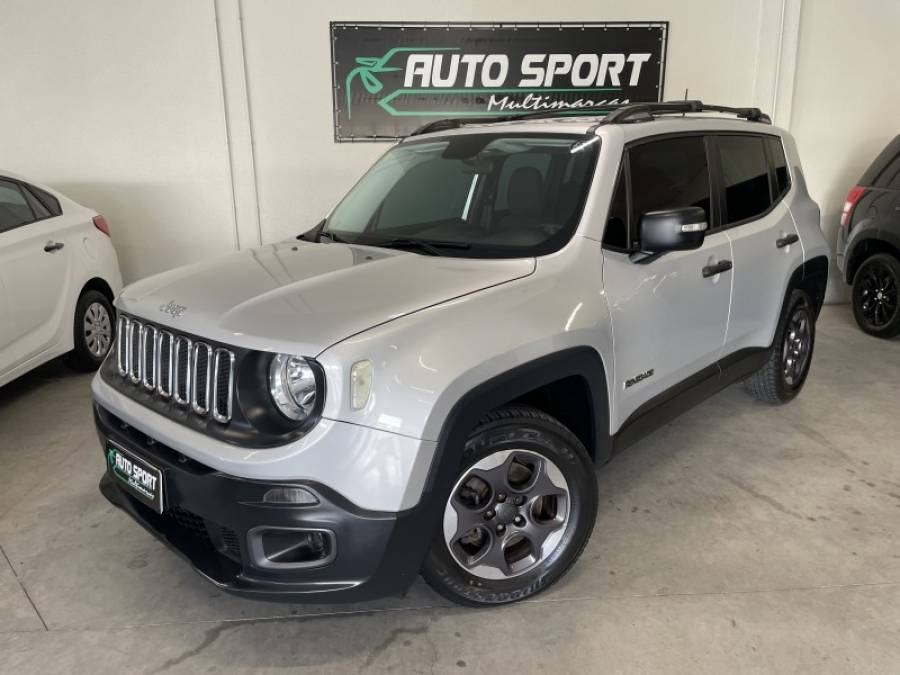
159 301 187 318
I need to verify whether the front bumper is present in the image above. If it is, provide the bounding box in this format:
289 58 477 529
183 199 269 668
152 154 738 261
95 403 432 602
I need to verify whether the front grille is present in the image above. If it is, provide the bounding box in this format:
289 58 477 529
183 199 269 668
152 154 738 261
221 527 242 560
164 507 243 562
166 506 211 543
116 315 235 423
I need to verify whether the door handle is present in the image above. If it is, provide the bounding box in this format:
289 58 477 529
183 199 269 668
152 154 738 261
702 260 733 278
43 241 65 253
775 234 799 249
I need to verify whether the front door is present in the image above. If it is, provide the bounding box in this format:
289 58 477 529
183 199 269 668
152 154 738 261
601 135 733 431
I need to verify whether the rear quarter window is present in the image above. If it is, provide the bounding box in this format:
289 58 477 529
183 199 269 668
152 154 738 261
27 184 62 216
765 137 791 199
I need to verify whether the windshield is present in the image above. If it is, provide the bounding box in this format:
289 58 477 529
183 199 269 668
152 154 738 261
323 133 599 258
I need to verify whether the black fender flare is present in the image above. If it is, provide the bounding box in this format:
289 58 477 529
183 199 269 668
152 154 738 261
376 347 610 593
786 255 829 318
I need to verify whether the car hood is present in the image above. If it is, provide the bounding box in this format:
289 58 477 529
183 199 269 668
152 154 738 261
117 240 535 355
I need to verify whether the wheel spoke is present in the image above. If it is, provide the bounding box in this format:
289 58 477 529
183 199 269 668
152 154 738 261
477 535 513 576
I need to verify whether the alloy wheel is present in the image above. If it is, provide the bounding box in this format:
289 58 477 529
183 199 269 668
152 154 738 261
443 449 570 580
856 261 898 328
782 306 811 387
84 302 113 358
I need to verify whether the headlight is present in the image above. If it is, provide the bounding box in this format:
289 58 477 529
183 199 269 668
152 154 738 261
268 354 318 421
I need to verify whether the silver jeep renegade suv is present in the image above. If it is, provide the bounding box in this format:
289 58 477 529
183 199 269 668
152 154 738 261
93 101 830 606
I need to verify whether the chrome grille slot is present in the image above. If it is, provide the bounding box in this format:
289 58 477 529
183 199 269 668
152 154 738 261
127 319 142 384
191 343 213 415
113 315 235 423
156 331 174 398
140 325 157 390
173 336 193 406
116 316 128 376
212 348 235 423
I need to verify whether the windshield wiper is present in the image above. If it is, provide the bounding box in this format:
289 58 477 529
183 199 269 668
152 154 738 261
318 230 349 244
372 238 472 256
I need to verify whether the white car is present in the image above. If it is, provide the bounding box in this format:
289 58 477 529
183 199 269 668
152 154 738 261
0 172 123 386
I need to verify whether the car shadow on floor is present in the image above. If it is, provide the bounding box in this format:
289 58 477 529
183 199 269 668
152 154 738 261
0 358 88 412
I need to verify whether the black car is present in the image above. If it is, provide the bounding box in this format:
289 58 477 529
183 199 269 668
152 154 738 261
836 135 900 337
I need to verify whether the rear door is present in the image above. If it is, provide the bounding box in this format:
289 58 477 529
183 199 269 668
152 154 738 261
602 135 733 430
0 178 73 373
715 135 803 354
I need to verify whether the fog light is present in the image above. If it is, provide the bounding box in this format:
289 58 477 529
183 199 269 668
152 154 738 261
262 486 318 505
248 527 336 568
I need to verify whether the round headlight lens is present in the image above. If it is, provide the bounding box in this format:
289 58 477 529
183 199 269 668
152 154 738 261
268 354 318 421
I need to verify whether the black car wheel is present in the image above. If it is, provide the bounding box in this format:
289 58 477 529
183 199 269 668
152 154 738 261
68 290 115 371
744 289 816 404
852 253 900 338
421 406 597 607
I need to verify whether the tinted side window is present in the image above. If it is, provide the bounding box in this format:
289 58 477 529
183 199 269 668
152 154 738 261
766 137 791 199
718 135 772 225
630 136 711 245
0 180 34 232
602 167 628 249
27 185 62 216
23 186 51 219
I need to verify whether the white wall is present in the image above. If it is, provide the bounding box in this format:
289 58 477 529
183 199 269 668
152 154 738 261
789 1 900 301
0 0 238 282
2 0 899 303
238 0 783 246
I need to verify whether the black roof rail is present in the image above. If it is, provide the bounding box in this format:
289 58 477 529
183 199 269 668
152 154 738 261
594 100 771 126
406 100 771 138
408 115 517 137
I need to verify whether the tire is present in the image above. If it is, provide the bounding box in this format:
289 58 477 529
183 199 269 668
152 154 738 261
421 406 597 607
744 289 815 404
67 290 115 372
851 253 900 338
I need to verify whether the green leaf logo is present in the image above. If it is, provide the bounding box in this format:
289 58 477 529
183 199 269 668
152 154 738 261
344 47 458 119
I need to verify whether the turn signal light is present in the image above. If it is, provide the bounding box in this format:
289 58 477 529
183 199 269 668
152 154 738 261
840 186 865 228
262 486 319 505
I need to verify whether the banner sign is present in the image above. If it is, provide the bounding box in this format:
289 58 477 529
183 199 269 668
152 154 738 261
330 22 668 141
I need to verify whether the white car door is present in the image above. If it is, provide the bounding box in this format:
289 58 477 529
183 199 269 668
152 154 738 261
715 134 804 353
601 135 733 432
0 178 73 373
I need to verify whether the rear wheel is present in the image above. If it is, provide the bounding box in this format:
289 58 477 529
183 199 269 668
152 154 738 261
851 253 900 338
421 406 597 607
68 290 115 372
744 289 815 404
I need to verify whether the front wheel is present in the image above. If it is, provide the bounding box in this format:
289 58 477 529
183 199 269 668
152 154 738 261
851 253 900 338
67 290 115 372
421 406 597 607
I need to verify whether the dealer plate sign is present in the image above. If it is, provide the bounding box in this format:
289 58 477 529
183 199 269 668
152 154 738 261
106 441 164 513
331 22 667 141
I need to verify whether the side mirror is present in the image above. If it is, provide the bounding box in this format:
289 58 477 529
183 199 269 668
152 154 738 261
638 206 707 253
